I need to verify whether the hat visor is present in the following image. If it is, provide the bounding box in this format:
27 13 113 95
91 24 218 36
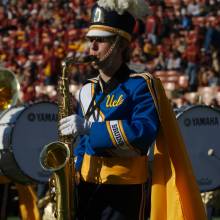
86 29 116 38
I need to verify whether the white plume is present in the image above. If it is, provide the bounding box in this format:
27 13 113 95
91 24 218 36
97 0 150 20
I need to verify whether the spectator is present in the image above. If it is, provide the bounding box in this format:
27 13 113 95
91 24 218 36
203 19 215 53
0 0 219 112
207 68 220 86
187 0 203 16
183 42 200 91
166 50 182 70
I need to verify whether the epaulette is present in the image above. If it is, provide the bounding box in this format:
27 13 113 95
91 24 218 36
84 76 99 85
130 72 160 117
130 72 155 80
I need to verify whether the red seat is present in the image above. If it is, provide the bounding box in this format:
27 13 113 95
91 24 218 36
165 0 180 6
192 17 205 27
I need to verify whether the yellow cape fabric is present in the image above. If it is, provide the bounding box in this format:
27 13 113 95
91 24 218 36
139 73 207 220
16 184 41 220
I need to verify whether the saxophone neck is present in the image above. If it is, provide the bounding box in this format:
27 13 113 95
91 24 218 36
62 55 98 67
61 55 98 78
61 60 71 79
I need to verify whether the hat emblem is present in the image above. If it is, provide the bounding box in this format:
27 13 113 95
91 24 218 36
93 7 105 23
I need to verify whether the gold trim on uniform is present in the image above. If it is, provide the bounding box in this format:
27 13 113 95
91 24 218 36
118 120 141 154
91 81 95 96
81 153 148 184
99 109 105 121
106 121 117 147
89 78 99 83
130 73 160 120
118 120 133 150
88 25 132 42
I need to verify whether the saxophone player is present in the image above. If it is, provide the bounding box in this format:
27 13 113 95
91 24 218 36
59 0 207 219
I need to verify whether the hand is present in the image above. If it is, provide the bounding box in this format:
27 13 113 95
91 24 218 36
59 114 92 137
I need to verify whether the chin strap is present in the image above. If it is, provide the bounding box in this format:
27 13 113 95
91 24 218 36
96 35 121 65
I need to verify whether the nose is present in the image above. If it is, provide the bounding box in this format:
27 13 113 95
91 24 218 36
90 40 98 51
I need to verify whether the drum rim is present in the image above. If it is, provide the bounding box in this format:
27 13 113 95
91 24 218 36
0 105 30 183
0 101 57 183
176 104 220 119
0 104 25 120
11 101 57 123
0 150 35 184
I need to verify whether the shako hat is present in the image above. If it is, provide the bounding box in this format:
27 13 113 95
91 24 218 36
86 0 150 42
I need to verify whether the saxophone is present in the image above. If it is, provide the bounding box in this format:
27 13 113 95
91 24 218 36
40 55 97 220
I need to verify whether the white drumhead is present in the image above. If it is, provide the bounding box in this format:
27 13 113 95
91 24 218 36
177 105 220 192
0 106 25 152
11 102 58 183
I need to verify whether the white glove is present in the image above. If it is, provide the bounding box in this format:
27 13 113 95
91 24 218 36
59 114 92 137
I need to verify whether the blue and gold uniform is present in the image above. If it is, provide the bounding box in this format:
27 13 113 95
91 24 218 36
75 64 159 183
75 64 159 220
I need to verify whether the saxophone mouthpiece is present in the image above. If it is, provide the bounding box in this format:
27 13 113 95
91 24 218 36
81 55 98 63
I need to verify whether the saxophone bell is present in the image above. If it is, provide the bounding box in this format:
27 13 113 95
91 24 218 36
39 141 73 220
40 141 70 172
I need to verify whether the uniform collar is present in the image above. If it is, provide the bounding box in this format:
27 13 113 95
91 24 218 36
98 64 133 92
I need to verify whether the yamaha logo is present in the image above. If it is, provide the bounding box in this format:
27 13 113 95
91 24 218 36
27 113 58 122
184 117 219 127
184 118 191 127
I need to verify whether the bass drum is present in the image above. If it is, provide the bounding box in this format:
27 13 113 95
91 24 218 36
176 105 220 192
0 101 58 184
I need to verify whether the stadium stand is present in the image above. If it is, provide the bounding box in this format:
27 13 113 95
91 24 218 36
0 0 220 107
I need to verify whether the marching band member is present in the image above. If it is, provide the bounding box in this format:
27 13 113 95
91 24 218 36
59 0 207 219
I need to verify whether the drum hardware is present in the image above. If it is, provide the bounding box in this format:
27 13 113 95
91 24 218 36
0 183 9 220
208 148 220 160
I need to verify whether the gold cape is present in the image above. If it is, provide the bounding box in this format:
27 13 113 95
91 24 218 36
140 73 207 220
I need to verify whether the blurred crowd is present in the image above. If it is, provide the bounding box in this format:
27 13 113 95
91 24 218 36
0 0 220 108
